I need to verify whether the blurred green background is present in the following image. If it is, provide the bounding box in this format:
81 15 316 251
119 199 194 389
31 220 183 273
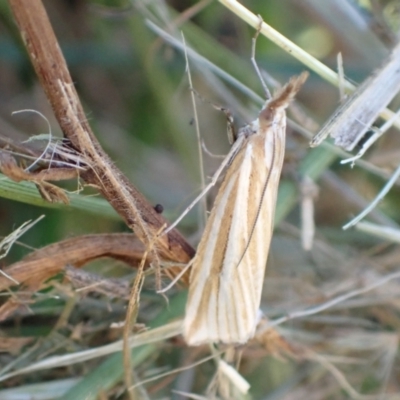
1 0 400 398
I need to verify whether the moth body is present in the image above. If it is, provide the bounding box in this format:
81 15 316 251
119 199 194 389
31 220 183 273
184 73 308 346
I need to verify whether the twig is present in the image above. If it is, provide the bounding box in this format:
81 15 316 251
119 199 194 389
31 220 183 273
311 41 400 149
341 107 400 165
8 0 194 273
355 221 400 243
217 0 400 136
182 32 207 230
343 162 400 230
266 269 400 330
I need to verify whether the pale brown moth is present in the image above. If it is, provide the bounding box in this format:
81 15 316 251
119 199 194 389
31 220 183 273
183 71 308 346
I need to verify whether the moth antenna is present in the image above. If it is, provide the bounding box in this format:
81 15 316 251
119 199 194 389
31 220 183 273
251 15 272 100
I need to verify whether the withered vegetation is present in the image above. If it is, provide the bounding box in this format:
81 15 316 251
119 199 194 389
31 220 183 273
1 1 400 399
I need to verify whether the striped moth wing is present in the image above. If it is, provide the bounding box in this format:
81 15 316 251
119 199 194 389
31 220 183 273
183 72 308 346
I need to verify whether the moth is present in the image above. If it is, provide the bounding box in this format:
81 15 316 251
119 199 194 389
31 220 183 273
183 71 308 346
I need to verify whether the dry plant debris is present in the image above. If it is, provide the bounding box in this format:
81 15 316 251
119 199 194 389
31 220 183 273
1 0 400 399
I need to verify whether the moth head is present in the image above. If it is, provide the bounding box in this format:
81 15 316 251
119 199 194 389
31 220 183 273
258 106 285 130
258 71 308 129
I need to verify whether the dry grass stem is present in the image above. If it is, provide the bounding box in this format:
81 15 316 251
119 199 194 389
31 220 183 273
218 0 400 133
311 41 400 150
8 0 194 275
123 226 163 399
2 1 400 398
0 320 183 383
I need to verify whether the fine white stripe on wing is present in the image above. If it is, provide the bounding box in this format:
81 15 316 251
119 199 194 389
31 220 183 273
218 143 254 340
184 172 238 342
184 131 281 344
221 144 253 280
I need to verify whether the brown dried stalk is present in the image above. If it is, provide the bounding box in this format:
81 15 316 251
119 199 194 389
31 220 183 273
7 0 195 268
0 233 151 320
